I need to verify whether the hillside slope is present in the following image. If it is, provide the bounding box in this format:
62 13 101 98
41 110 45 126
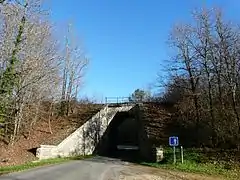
0 104 103 166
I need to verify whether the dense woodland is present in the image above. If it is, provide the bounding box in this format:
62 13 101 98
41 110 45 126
159 8 240 149
0 0 88 144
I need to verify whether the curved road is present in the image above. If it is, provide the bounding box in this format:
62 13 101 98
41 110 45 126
0 156 221 180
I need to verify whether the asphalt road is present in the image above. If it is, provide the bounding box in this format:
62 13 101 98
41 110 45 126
0 156 221 180
0 157 130 180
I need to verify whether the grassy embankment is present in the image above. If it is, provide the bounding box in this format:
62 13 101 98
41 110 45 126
142 148 240 179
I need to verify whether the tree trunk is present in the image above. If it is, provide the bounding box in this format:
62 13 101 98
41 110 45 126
66 70 74 116
48 101 53 134
28 101 40 138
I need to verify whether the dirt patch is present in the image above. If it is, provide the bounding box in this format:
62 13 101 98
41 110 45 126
119 165 223 180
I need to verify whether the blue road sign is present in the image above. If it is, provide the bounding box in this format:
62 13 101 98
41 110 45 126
169 136 179 146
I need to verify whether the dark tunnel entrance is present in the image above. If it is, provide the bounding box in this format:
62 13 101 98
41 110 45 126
94 111 140 162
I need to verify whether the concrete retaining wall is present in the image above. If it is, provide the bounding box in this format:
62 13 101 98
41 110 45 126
36 105 133 160
36 145 58 160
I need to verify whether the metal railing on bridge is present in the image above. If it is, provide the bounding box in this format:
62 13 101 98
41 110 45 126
105 97 132 106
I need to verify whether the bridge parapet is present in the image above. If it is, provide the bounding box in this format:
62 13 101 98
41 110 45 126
105 97 136 107
105 97 130 104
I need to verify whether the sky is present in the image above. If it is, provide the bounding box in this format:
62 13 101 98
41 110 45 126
47 0 240 101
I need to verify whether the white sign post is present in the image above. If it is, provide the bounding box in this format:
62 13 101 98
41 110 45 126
173 146 176 164
181 146 184 164
169 136 179 164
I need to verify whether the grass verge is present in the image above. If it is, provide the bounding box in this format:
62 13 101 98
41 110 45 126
141 148 240 180
0 155 92 175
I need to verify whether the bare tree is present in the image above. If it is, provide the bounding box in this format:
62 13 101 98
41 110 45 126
0 0 61 143
163 8 240 148
169 23 202 145
60 23 89 116
0 0 28 142
214 11 240 136
0 0 88 144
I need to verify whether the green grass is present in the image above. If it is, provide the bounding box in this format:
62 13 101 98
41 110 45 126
0 155 92 175
141 148 240 180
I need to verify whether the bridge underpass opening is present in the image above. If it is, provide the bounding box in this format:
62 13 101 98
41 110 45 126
95 111 140 161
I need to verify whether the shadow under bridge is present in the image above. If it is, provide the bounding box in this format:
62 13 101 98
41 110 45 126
94 110 141 162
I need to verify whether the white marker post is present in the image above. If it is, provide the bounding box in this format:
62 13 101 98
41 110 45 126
181 146 184 164
173 146 176 164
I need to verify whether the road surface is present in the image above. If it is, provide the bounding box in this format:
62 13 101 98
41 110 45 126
0 156 221 180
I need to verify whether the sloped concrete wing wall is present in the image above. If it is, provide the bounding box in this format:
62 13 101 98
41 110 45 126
36 105 133 160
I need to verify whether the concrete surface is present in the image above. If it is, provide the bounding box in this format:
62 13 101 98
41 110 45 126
37 105 133 160
0 156 221 180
